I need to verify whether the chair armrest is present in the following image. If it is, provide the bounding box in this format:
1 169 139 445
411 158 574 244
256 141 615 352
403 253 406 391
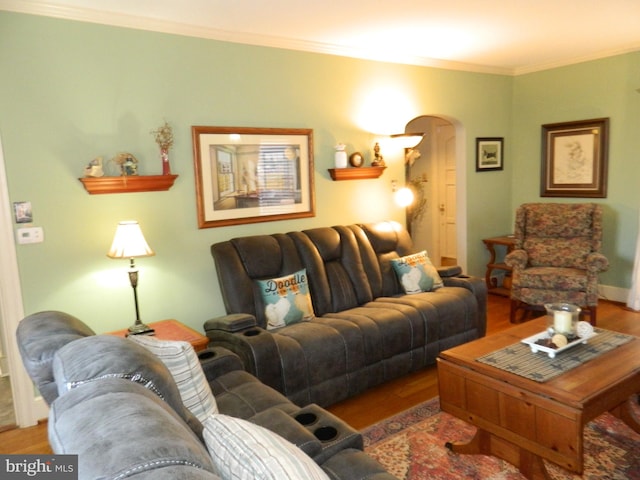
204 313 257 333
505 249 528 269
586 252 609 273
198 346 244 380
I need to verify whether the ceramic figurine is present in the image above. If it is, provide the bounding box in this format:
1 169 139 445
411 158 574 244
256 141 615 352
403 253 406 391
84 157 104 177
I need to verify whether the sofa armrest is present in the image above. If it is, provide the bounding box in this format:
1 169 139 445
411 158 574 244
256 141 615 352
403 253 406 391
441 273 488 338
198 346 244 380
204 313 257 333
322 448 399 480
204 323 286 394
436 265 463 277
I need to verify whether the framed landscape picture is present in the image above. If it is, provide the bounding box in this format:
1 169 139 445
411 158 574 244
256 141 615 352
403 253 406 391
540 118 609 198
192 126 315 228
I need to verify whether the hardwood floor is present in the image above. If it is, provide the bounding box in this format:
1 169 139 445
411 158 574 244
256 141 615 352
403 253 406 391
1 295 638 454
329 296 640 429
327 292 515 429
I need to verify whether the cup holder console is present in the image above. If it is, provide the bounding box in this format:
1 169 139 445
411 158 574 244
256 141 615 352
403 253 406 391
313 426 338 442
294 412 318 426
197 350 216 360
291 404 363 463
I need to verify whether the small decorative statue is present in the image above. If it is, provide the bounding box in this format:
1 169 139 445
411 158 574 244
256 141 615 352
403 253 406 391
372 142 385 167
151 120 174 175
113 152 139 176
83 157 104 177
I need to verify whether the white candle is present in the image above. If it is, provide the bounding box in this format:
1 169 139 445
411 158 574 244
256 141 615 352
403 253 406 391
554 310 572 333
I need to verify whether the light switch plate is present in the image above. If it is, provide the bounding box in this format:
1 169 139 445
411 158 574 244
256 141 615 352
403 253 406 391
16 226 44 244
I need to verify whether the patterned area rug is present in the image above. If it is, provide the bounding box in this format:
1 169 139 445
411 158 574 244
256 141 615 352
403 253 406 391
363 396 640 479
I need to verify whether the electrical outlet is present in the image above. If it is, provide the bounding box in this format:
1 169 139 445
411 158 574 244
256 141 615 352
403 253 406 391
16 227 44 244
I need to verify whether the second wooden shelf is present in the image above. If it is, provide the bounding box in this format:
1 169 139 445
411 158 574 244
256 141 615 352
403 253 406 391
328 166 386 181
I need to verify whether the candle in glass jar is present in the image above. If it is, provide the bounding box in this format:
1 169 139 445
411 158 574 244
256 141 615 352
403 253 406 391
553 310 572 333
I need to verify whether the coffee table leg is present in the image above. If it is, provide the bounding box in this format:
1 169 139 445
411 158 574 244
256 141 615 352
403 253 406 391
610 397 640 434
520 449 552 480
446 428 552 480
445 428 491 455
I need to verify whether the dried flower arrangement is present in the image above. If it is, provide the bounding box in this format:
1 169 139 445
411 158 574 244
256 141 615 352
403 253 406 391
407 177 427 224
151 121 174 151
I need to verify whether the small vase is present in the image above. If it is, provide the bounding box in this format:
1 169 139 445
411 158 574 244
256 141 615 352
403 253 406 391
334 144 348 168
161 148 171 175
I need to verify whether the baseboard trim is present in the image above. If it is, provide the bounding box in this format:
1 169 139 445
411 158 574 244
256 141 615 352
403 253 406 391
599 284 630 305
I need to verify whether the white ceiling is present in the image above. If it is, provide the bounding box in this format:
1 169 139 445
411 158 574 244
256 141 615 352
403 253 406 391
3 0 640 75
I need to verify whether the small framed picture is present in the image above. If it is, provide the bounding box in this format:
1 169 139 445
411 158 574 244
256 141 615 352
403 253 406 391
476 138 504 171
13 201 33 224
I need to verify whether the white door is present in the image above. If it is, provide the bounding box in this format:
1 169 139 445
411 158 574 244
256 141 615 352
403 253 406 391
436 124 457 265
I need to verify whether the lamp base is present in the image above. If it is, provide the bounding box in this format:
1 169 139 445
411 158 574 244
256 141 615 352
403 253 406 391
126 322 155 336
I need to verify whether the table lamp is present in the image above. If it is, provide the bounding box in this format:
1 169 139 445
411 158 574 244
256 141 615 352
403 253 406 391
107 220 155 335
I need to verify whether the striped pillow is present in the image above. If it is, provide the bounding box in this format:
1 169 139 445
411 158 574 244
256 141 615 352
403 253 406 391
203 414 329 480
128 335 218 421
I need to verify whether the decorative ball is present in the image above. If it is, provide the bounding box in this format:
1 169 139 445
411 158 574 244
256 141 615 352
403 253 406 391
576 321 594 338
551 334 568 348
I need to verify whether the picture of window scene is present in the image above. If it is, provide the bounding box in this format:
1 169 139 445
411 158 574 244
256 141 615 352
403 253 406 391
209 143 302 211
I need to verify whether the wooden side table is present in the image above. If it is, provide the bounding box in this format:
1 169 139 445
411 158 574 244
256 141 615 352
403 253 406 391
482 235 516 296
107 319 209 352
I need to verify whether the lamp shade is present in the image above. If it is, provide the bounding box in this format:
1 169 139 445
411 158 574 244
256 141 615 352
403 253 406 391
390 133 425 149
107 221 155 259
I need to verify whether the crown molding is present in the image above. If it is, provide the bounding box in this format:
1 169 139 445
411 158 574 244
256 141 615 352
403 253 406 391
0 0 515 75
3 0 639 77
514 44 640 75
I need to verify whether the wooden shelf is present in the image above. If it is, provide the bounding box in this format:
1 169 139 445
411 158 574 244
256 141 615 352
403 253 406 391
328 166 386 181
79 175 178 194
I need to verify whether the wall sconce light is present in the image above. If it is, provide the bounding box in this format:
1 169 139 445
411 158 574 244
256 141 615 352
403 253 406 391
107 220 155 335
391 132 425 166
391 180 414 208
390 132 425 149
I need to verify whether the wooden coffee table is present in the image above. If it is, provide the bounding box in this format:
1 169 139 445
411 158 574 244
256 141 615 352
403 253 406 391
437 318 640 479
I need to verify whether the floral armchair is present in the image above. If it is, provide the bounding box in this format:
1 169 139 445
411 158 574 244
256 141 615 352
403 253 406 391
505 203 609 324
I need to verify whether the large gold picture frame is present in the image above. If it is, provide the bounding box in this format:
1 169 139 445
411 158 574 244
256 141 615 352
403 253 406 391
192 126 315 228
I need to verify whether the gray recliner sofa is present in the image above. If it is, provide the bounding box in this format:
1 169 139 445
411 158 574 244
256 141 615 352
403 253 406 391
16 311 397 480
207 221 487 408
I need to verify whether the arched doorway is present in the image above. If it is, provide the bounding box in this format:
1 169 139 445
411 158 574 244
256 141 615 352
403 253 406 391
404 115 467 271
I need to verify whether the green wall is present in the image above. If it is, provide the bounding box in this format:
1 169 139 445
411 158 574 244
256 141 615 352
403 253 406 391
0 12 635 333
512 53 640 290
